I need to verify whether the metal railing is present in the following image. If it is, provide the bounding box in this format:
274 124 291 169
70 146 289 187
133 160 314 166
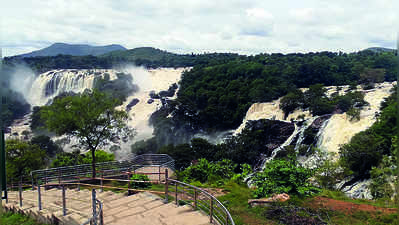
30 154 175 188
164 170 235 225
7 155 234 225
82 189 104 225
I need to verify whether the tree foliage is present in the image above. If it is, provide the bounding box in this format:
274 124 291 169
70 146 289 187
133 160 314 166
30 135 62 158
6 139 46 182
252 158 320 198
173 51 396 131
40 89 130 177
179 158 237 185
50 150 114 168
339 88 397 179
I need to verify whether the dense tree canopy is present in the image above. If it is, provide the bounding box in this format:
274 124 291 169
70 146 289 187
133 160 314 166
339 87 397 179
6 139 46 182
173 51 396 131
40 90 130 177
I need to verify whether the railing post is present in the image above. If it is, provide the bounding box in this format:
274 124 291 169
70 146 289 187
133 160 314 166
58 168 61 186
19 181 22 207
164 169 168 203
5 185 8 203
158 166 161 183
77 176 80 191
127 168 131 195
62 184 66 216
210 198 214 224
175 182 178 206
100 172 104 193
194 189 197 210
99 202 104 225
44 171 48 190
92 189 97 225
38 184 42 210
76 167 80 191
31 175 34 190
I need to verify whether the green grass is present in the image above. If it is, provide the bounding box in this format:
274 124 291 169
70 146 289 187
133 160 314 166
216 182 272 225
0 212 45 225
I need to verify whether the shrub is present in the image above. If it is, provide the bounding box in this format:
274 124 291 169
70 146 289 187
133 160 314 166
231 164 252 184
314 153 345 190
130 174 152 189
180 158 238 184
252 159 320 198
346 107 360 121
369 155 394 199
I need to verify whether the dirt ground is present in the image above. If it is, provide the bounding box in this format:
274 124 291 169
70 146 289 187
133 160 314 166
309 196 397 214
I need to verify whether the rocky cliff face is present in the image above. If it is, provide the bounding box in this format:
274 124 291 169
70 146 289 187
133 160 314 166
236 82 396 199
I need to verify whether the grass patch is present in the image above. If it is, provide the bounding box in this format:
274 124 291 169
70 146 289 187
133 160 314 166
0 212 45 225
216 181 272 225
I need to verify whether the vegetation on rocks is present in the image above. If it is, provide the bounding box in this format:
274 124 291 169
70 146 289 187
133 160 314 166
339 88 397 180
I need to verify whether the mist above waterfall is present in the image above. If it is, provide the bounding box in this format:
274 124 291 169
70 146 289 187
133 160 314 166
117 65 152 92
9 64 36 105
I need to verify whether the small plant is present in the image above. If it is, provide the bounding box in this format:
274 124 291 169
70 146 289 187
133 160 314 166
346 107 360 121
130 174 152 189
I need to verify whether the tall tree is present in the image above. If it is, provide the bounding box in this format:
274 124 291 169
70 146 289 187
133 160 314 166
41 90 131 177
6 139 46 182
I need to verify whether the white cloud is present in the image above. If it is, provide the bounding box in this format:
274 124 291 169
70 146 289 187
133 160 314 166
1 0 398 56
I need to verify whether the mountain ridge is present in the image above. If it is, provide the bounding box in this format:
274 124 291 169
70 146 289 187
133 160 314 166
16 43 127 58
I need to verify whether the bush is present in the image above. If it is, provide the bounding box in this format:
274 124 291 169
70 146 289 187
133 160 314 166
231 164 252 184
252 159 320 198
130 174 152 189
314 153 345 190
369 155 394 199
280 90 304 118
346 107 360 121
180 158 238 185
339 131 388 179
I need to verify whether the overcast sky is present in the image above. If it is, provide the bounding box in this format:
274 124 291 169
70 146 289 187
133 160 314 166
1 0 398 57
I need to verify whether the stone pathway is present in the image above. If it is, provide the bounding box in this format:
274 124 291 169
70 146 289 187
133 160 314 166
4 189 212 225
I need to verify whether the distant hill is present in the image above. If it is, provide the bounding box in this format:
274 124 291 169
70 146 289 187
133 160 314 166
4 46 241 73
101 47 241 68
17 43 126 58
363 47 396 53
101 47 182 62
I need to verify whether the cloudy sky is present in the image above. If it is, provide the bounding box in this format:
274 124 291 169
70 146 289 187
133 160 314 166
1 0 398 56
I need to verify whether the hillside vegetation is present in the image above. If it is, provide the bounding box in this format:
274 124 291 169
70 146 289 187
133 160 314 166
174 51 396 131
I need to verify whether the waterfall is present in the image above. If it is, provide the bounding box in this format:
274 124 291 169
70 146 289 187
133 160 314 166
28 69 117 106
260 123 299 169
293 116 319 150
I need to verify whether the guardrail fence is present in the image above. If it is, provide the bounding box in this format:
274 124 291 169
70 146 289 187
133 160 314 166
4 154 234 225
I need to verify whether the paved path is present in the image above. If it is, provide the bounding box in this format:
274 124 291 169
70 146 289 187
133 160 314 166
4 189 212 225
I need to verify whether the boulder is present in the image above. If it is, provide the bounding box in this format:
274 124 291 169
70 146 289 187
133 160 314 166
248 193 290 207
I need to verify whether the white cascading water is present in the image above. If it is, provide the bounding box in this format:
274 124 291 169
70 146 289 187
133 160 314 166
235 81 396 199
28 69 118 106
315 82 395 157
8 67 189 160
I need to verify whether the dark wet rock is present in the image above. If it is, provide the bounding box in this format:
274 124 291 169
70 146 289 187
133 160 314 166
302 114 332 146
243 119 295 155
147 99 154 104
149 91 160 99
126 98 140 111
